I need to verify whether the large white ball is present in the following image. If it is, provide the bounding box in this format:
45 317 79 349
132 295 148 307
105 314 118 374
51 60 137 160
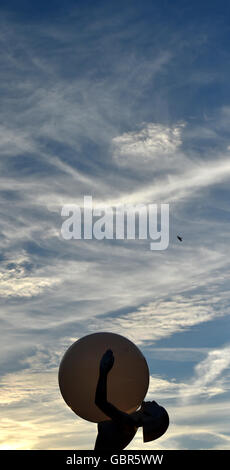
58 332 149 422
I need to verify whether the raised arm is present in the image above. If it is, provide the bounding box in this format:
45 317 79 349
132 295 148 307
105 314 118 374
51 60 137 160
95 350 135 427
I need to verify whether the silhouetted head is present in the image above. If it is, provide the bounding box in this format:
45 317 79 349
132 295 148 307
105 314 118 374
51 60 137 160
140 401 169 442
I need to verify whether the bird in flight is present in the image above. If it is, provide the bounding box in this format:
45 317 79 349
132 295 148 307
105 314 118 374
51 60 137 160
177 235 183 242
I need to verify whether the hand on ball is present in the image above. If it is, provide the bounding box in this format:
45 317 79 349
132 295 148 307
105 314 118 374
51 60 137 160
100 349 114 374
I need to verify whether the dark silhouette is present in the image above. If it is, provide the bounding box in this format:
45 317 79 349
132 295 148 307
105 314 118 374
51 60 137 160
94 349 169 450
177 235 183 242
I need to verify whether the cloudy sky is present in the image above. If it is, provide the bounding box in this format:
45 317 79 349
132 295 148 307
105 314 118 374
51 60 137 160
1 0 230 450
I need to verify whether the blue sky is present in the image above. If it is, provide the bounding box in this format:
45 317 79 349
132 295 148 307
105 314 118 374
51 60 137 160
1 0 230 450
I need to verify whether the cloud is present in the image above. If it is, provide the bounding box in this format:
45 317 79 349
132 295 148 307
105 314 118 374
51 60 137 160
147 345 230 405
0 272 59 298
0 125 35 157
112 122 185 170
180 346 230 402
88 282 228 345
0 254 60 298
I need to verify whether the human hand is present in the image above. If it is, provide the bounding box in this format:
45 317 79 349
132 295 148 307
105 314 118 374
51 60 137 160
99 349 114 374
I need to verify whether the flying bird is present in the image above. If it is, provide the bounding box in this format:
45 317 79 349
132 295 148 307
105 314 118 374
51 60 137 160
177 235 183 242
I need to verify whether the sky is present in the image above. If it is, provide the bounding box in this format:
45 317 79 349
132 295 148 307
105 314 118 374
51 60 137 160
1 0 230 450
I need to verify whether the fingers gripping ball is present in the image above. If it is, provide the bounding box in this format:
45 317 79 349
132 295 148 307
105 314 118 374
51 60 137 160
58 332 149 423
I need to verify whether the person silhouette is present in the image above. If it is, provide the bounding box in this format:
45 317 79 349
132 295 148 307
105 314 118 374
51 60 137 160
94 349 169 451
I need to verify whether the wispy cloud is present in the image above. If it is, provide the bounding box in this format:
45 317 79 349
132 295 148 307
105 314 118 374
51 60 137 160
112 122 184 169
180 346 230 402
